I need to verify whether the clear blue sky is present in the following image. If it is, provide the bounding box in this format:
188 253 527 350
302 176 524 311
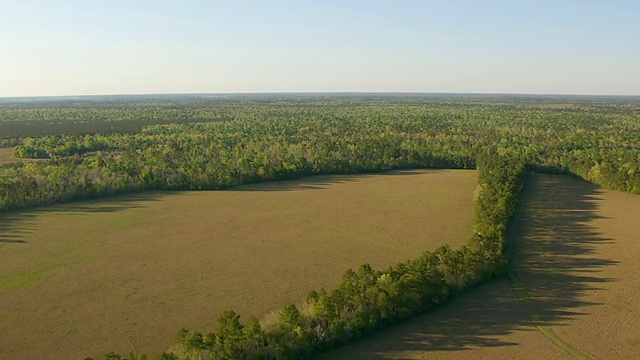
1 0 639 96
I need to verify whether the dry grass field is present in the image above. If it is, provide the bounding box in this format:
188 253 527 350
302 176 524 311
0 169 477 359
512 175 640 359
0 147 46 164
0 147 20 163
322 174 640 360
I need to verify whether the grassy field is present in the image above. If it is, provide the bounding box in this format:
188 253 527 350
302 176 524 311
0 169 477 359
322 174 640 359
511 174 640 359
0 147 46 164
0 147 19 163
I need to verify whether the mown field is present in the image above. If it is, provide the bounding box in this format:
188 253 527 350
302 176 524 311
0 169 477 359
322 174 640 359
0 147 43 164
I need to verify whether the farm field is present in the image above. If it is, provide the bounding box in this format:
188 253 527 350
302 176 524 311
0 169 477 359
322 174 640 359
0 147 41 164
0 147 13 163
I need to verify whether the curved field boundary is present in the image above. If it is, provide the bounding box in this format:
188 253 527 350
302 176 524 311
506 268 593 360
0 169 477 359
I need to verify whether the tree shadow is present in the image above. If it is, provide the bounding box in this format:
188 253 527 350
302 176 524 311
0 211 37 244
320 278 531 360
33 192 172 215
320 173 616 359
231 169 446 192
509 175 618 327
0 191 172 244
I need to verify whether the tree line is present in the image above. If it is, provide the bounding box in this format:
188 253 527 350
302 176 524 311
2 99 638 212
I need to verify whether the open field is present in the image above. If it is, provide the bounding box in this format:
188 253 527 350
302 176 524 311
512 175 640 359
0 147 47 164
0 169 477 359
322 174 640 359
0 147 22 163
0 147 13 163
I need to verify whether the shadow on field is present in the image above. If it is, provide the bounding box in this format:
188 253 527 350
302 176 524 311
31 192 172 215
320 174 615 359
0 211 34 244
234 169 445 192
0 192 171 244
317 278 527 360
509 174 617 326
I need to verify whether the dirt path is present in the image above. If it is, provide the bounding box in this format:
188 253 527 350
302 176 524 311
506 268 592 359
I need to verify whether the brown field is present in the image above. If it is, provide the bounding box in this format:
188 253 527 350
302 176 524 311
0 147 19 163
0 169 477 359
322 174 640 359
0 147 46 164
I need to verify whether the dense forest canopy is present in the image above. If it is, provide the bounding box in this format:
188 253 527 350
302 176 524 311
1 94 638 359
1 95 638 212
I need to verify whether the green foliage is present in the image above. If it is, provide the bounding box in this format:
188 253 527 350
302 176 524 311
158 354 179 360
12 145 48 158
2 97 638 211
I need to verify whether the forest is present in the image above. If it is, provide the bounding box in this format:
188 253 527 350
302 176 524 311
1 94 639 359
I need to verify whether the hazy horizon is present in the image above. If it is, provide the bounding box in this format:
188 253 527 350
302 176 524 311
1 1 639 97
3 91 640 101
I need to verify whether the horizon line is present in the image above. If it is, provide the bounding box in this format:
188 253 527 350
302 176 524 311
2 90 640 100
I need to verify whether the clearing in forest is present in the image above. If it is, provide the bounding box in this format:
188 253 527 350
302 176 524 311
322 174 640 360
0 147 21 164
0 169 477 359
0 147 46 164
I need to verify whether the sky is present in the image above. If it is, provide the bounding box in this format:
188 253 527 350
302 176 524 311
0 0 639 97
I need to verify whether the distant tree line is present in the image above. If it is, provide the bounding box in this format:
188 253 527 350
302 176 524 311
0 117 227 144
0 112 477 211
2 100 639 212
